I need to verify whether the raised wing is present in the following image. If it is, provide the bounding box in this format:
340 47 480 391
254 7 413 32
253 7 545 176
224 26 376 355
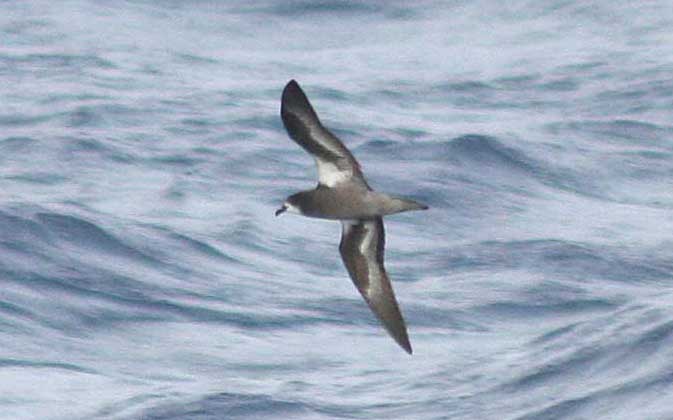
281 80 368 188
339 218 412 354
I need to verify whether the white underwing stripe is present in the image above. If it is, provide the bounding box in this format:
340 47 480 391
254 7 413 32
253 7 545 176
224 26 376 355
316 160 350 187
360 223 380 297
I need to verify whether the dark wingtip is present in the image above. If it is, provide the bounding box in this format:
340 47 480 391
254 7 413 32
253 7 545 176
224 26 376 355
281 79 320 132
402 340 413 355
395 327 413 354
285 79 299 89
386 317 413 355
282 79 304 107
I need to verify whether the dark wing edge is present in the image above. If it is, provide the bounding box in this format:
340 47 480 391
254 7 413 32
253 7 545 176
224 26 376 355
280 80 364 181
339 218 412 354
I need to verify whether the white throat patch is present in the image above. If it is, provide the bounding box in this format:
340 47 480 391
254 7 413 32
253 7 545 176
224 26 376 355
284 202 301 215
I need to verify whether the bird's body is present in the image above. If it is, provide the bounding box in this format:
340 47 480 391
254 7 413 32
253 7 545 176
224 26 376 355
285 185 426 220
276 80 427 354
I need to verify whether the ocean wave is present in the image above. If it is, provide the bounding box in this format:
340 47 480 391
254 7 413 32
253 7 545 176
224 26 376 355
136 392 315 420
546 119 673 145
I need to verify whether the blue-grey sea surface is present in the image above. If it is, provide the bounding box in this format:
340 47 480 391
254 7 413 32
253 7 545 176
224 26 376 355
2 1 673 419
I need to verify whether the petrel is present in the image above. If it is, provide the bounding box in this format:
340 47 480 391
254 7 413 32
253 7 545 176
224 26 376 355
276 80 428 354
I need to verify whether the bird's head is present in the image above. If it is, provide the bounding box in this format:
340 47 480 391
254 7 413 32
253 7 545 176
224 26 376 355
275 193 304 217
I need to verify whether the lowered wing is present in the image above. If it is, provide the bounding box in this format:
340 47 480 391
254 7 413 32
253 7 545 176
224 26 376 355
339 217 412 354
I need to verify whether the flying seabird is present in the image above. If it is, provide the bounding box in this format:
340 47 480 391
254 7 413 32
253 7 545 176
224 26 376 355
276 80 428 354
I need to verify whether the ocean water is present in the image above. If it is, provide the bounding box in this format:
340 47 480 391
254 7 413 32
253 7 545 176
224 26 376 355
2 1 673 419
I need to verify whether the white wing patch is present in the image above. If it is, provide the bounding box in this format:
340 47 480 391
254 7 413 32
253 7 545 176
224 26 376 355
360 222 380 297
316 160 351 187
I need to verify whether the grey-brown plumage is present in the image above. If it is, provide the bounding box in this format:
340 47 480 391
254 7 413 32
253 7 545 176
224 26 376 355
276 79 427 354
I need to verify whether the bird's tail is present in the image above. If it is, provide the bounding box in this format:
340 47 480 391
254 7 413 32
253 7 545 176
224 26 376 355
382 195 429 215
